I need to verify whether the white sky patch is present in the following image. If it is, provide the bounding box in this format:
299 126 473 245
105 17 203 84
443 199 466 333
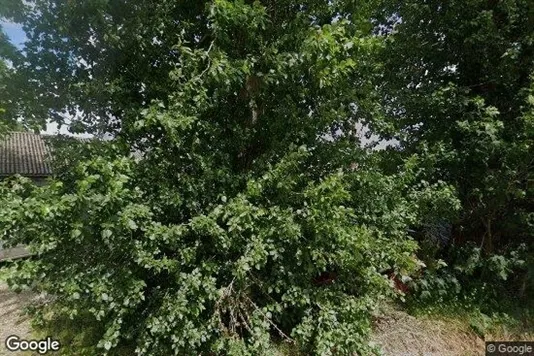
43 121 93 138
0 21 21 31
356 122 399 150
443 64 457 73
0 20 27 47
321 121 398 150
42 110 94 138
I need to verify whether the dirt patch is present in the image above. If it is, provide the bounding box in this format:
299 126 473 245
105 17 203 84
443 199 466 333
371 307 485 356
0 282 34 355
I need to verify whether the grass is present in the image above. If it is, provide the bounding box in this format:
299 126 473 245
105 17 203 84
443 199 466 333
406 299 534 342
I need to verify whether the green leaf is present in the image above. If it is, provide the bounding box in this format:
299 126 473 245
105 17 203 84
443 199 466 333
102 229 112 239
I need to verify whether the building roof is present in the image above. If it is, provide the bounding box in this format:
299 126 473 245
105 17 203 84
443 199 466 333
0 131 142 177
0 132 52 177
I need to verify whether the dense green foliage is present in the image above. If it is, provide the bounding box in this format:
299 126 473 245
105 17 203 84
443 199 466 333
377 0 534 307
1 151 428 354
379 0 533 251
0 0 532 354
0 0 22 134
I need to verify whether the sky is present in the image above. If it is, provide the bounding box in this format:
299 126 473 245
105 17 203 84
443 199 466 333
1 20 26 47
1 20 91 137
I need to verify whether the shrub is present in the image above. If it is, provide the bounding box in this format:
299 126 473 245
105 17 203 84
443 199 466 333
0 147 426 355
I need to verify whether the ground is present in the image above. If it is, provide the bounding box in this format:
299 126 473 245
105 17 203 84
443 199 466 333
371 305 485 356
0 281 493 356
0 283 33 356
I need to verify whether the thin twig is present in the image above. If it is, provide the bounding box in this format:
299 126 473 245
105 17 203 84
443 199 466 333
197 41 215 79
237 307 254 334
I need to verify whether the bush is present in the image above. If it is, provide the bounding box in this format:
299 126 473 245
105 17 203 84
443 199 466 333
409 243 532 313
0 147 427 355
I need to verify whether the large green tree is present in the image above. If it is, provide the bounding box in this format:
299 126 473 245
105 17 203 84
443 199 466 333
371 0 534 308
377 0 534 253
0 0 24 134
1 1 447 355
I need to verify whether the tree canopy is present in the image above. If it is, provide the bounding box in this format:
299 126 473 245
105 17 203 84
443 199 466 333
0 0 24 134
0 0 532 355
378 0 534 252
